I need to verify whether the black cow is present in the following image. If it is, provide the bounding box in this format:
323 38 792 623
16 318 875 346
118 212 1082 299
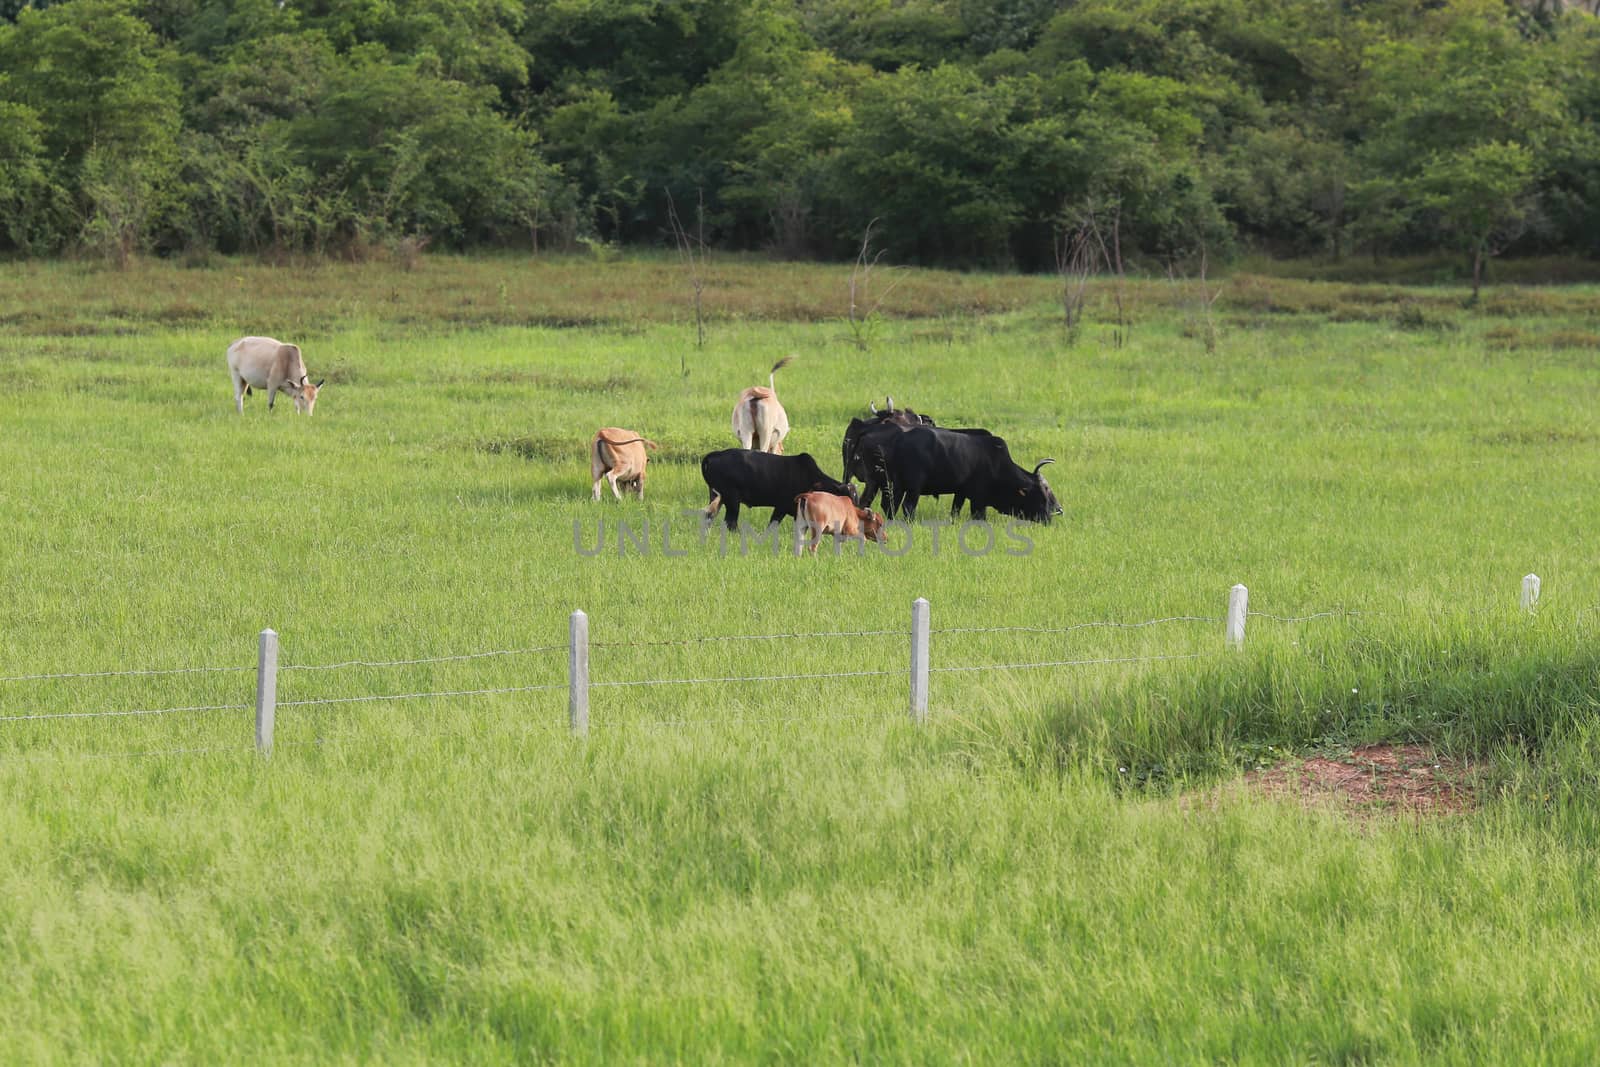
841 400 936 511
701 449 855 531
868 425 1061 523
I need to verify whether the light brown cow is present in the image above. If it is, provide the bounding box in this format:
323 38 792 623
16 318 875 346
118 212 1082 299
794 491 887 555
591 427 660 501
227 336 324 415
732 356 792 453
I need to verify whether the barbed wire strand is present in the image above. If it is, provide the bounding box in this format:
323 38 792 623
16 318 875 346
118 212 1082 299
1246 610 1369 623
591 667 901 689
594 711 893 729
0 701 251 724
932 616 1219 636
280 645 566 672
593 628 901 649
930 652 1208 674
276 682 565 708
312 721 567 748
0 664 251 684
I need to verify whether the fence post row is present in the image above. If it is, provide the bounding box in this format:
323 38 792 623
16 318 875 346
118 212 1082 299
1226 584 1248 650
910 597 930 725
255 628 277 756
569 609 589 737
1522 574 1541 613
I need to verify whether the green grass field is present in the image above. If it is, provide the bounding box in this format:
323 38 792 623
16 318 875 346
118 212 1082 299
4 255 1600 1063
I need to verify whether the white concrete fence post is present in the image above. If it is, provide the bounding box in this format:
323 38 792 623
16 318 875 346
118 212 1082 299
255 628 277 756
1522 574 1541 613
569 609 589 737
1226 584 1248 650
910 597 930 725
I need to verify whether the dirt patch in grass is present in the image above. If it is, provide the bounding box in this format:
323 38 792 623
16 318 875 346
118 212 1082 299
1241 744 1478 818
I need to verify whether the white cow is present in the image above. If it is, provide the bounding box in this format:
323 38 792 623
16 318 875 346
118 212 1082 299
731 356 792 453
227 336 324 415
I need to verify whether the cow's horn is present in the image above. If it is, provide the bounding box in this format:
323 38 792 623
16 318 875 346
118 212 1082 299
314 378 325 388
1033 459 1056 475
886 395 894 411
869 400 878 415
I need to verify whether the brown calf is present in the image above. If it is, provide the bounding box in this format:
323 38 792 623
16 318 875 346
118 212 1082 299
591 427 659 501
794 491 887 555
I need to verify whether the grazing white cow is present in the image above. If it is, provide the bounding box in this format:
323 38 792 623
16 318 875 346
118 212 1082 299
590 427 659 501
227 336 324 415
731 356 792 454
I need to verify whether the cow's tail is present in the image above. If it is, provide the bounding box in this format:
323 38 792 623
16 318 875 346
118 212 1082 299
793 494 810 551
600 436 658 449
768 354 793 393
593 436 613 475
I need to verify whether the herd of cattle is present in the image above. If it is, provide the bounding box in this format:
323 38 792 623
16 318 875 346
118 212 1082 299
229 340 1061 551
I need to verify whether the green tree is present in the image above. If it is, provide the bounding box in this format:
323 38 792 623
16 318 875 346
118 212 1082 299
286 48 556 246
1418 141 1538 301
0 96 59 252
297 0 529 91
1356 0 1575 282
0 0 182 255
829 64 1028 264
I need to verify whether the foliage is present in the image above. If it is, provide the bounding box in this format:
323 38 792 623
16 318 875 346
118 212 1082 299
0 0 1597 266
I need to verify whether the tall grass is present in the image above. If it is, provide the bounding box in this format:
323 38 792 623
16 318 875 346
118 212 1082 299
3 256 1600 1062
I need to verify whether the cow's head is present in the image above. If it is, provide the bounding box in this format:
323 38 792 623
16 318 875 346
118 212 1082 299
291 375 324 416
1009 459 1062 524
856 507 887 544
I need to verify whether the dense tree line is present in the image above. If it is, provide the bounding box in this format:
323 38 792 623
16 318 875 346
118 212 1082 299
0 0 1596 270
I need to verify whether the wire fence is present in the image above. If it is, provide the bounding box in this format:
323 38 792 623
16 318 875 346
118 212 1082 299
0 575 1556 761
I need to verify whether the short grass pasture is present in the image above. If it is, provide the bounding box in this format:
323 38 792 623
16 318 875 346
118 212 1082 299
4 256 1600 1064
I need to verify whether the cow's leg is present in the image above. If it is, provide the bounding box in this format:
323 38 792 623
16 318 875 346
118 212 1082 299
606 471 624 501
867 467 887 517
592 476 604 501
230 369 247 414
723 497 741 531
950 494 966 520
636 471 645 500
902 493 920 521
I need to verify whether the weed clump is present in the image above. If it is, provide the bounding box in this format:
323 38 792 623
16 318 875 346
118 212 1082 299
1394 302 1458 332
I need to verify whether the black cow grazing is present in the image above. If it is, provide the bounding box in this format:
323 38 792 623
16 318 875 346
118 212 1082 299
868 425 1061 523
701 449 856 531
841 399 937 511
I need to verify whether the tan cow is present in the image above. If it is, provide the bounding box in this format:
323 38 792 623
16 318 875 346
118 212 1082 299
227 336 324 415
731 356 792 453
794 491 887 555
591 427 660 501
